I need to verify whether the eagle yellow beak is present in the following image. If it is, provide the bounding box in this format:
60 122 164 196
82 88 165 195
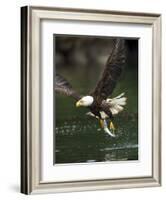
76 100 81 107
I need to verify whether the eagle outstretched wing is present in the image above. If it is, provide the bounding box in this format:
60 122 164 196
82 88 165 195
55 74 81 100
90 39 126 103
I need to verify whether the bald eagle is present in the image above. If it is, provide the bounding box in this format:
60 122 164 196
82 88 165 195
55 39 127 137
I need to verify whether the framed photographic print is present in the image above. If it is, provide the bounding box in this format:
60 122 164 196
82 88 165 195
21 6 161 194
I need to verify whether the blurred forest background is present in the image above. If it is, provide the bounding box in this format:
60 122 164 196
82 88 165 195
54 35 138 164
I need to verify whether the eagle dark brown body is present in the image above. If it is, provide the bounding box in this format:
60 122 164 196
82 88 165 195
89 100 113 119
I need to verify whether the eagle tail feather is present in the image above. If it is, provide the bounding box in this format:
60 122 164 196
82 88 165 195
106 93 127 115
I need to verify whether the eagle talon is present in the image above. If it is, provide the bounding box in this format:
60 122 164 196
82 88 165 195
110 121 115 130
99 119 104 128
102 119 116 137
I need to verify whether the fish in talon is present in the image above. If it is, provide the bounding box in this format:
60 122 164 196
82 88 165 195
103 120 116 137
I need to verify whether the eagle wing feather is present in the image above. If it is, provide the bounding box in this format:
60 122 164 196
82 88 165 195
91 39 126 103
55 74 81 100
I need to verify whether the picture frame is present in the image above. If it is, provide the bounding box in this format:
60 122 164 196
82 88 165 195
21 6 161 194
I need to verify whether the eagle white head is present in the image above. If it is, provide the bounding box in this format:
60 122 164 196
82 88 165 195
76 96 94 107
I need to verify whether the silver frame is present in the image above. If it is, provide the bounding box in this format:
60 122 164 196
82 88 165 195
21 6 161 194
